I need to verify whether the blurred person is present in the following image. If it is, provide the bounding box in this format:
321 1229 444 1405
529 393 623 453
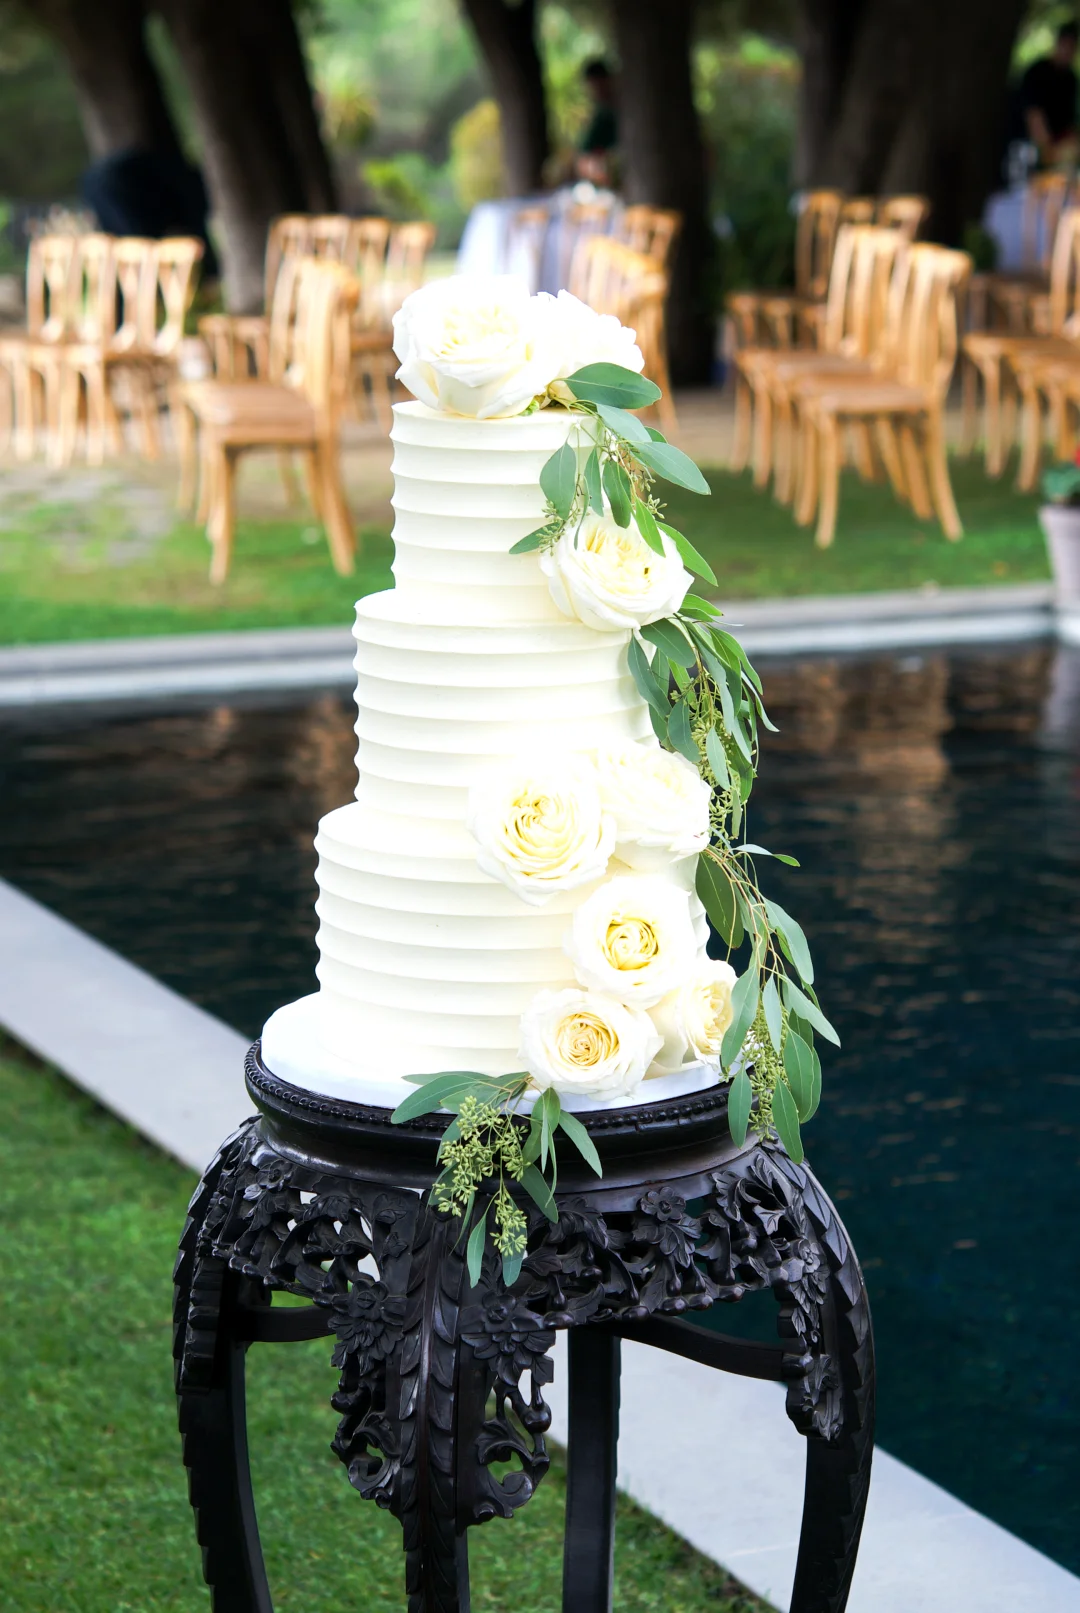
576 59 618 187
1018 21 1079 165
80 148 219 278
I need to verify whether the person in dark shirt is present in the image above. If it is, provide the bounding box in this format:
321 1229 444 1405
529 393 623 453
1020 21 1079 164
576 59 618 186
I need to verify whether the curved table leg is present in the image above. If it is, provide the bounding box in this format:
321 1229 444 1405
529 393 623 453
562 1328 621 1613
174 1129 274 1613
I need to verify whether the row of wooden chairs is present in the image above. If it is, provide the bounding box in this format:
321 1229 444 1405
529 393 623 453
198 214 436 427
733 226 971 548
0 232 203 465
727 191 930 351
567 232 677 433
968 171 1071 337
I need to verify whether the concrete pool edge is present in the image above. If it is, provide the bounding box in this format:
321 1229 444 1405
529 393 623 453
0 581 1060 706
0 877 1076 1612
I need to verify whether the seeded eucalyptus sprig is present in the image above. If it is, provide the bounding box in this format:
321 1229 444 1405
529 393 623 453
508 363 714 570
390 1072 601 1287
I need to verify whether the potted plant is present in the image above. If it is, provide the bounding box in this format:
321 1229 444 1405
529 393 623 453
1040 457 1080 611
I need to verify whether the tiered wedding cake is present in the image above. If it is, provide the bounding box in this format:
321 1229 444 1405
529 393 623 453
262 277 734 1111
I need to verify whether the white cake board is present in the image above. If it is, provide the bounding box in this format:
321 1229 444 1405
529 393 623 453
260 993 720 1114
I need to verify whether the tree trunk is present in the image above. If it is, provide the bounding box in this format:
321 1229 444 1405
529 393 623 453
24 0 181 159
612 0 713 385
798 0 1028 245
155 0 337 311
460 0 549 195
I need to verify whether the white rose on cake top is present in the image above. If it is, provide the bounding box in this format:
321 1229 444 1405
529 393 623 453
519 986 662 1099
466 755 615 906
649 959 738 1073
392 274 561 420
541 508 692 632
565 873 698 1007
539 289 645 403
595 739 711 869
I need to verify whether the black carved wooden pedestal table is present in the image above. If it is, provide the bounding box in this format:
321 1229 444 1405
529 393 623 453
174 1044 875 1613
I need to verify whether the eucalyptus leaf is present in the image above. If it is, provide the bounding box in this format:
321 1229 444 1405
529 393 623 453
509 525 556 555
632 496 666 555
565 362 662 408
645 425 666 441
680 593 721 619
648 702 669 742
806 1044 823 1120
735 843 800 867
521 1163 558 1222
667 699 698 763
501 1247 525 1288
721 965 760 1069
772 1079 804 1163
696 853 741 948
765 899 814 986
782 978 840 1046
627 633 670 715
783 1029 815 1121
704 726 730 788
763 975 783 1052
603 457 632 526
596 402 651 443
657 520 718 585
466 1208 489 1286
391 1073 488 1123
538 1086 561 1170
583 448 604 513
557 1109 603 1176
640 617 697 667
540 442 578 519
727 1067 752 1146
636 439 711 494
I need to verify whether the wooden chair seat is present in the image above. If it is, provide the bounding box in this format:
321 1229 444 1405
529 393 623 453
180 379 315 437
801 380 929 415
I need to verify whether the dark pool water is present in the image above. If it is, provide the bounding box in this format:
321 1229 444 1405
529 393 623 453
1 644 1078 1571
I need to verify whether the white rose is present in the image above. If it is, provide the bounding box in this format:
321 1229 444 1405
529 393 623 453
519 986 662 1099
565 873 698 1007
540 509 692 632
466 755 615 906
649 959 738 1073
392 275 561 420
537 289 644 403
596 740 711 870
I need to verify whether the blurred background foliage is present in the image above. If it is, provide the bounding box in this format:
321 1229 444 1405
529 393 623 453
0 0 1070 301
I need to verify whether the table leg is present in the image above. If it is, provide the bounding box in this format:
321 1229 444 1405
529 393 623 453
562 1327 621 1613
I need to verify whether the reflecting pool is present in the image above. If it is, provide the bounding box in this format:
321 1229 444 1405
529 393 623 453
1 642 1078 1571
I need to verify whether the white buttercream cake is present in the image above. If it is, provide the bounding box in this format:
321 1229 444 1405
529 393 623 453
261 400 718 1109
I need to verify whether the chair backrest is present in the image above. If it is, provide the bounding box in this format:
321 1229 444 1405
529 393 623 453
884 243 971 396
26 234 79 342
839 197 877 227
1022 173 1071 275
619 205 682 269
505 205 548 294
66 233 116 345
265 214 314 312
568 235 670 394
109 237 158 353
876 195 929 241
794 190 844 301
307 215 355 263
266 248 307 385
346 216 393 326
1045 207 1080 336
152 237 204 356
372 221 436 325
288 258 360 428
818 224 904 361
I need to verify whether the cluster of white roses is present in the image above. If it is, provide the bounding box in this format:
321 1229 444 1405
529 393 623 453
467 740 736 1100
392 273 644 422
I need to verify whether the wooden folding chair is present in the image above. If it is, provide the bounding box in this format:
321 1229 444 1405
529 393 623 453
0 232 79 460
794 244 971 548
351 220 435 428
179 258 359 583
619 206 682 270
570 235 677 433
877 195 929 240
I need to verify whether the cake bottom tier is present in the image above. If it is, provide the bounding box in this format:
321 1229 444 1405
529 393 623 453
260 992 720 1112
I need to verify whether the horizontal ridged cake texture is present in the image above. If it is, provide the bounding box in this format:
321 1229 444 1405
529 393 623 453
302 400 705 1080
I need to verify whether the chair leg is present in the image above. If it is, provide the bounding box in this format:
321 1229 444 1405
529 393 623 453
924 411 963 541
314 438 356 576
731 372 752 473
794 410 818 528
84 367 107 467
1016 378 1043 494
176 402 198 513
898 423 933 520
851 422 879 484
302 448 325 521
874 420 909 505
983 358 1004 478
815 414 842 549
1049 379 1070 462
207 446 238 585
959 355 978 456
751 384 773 490
277 450 303 510
773 393 794 505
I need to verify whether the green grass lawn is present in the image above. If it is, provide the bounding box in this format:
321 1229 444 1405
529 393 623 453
0 1039 769 1613
0 455 1048 646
